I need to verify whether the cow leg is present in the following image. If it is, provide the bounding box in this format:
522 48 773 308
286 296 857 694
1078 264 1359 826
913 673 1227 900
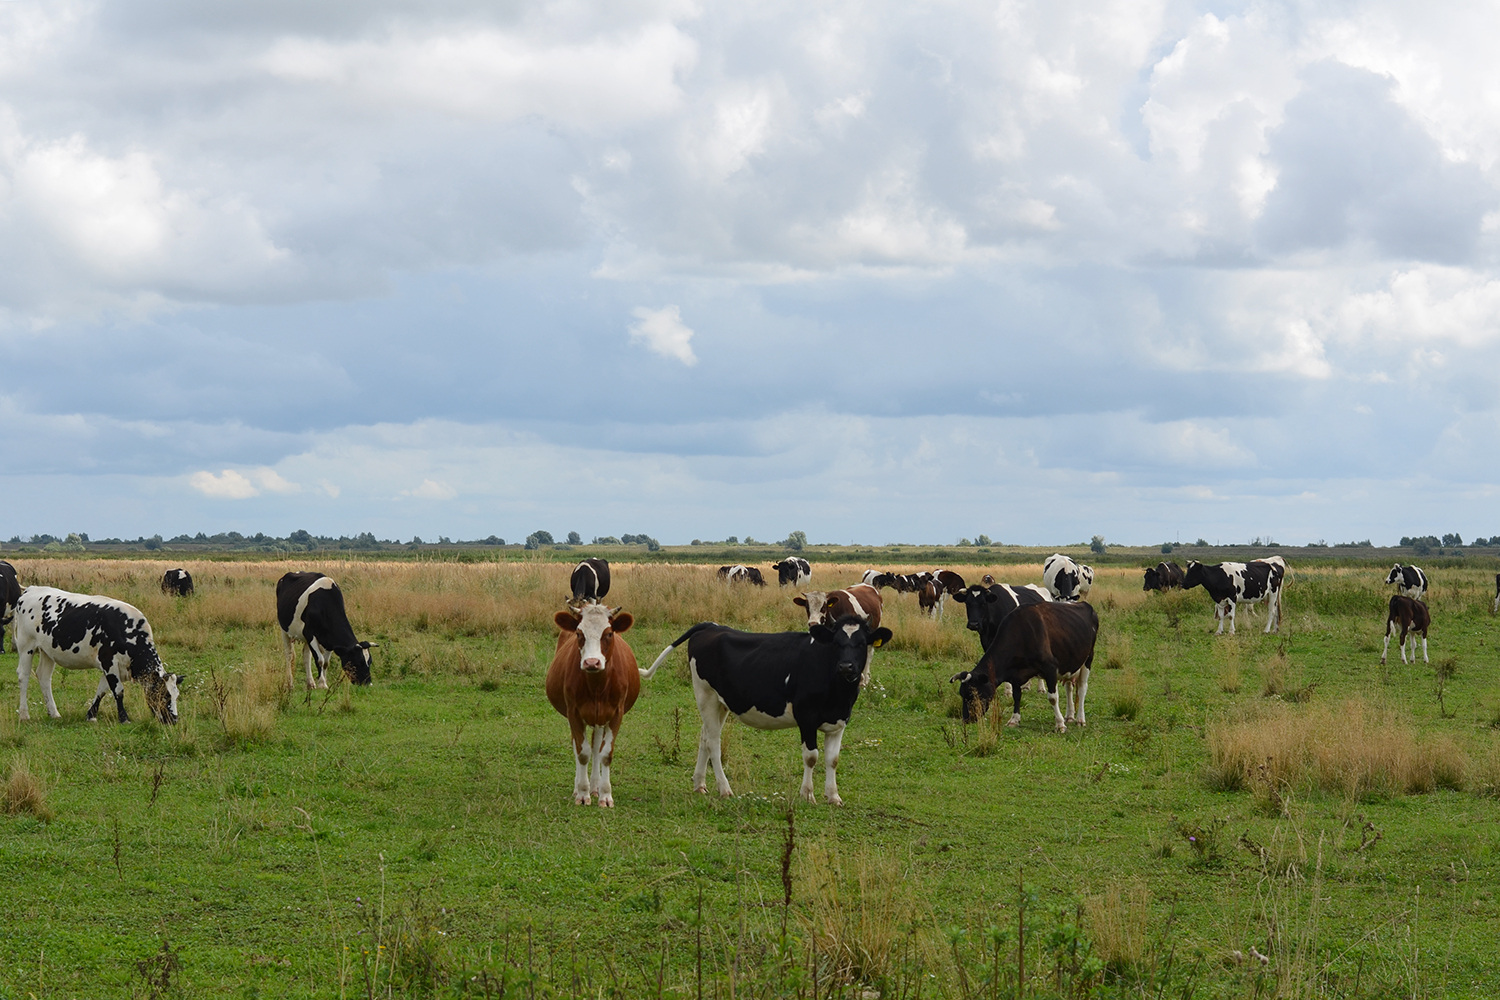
1381 620 1393 664
691 676 733 797
302 643 320 689
1421 634 1428 664
1073 666 1090 727
595 724 618 808
1263 594 1277 633
16 648 33 721
570 719 592 805
798 726 819 804
36 654 62 719
1226 601 1237 636
821 724 845 806
109 673 130 723
1007 681 1024 727
1399 625 1411 665
1044 675 1067 733
1214 601 1227 635
87 674 112 721
281 630 296 690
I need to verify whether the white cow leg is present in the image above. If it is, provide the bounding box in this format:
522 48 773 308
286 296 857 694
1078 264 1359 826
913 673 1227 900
799 741 819 804
314 645 330 690
1227 601 1237 635
302 644 318 689
1047 682 1067 733
1421 636 1429 663
596 726 617 808
1214 602 1227 635
16 650 33 721
572 730 593 804
1401 631 1410 665
822 725 845 806
1073 667 1090 727
281 631 296 689
1381 623 1393 665
692 689 733 797
37 654 61 719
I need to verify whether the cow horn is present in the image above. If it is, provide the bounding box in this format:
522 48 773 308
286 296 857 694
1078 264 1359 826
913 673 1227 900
609 606 622 617
949 671 972 684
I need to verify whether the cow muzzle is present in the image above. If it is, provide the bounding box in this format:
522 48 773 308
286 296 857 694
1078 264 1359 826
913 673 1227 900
581 657 605 673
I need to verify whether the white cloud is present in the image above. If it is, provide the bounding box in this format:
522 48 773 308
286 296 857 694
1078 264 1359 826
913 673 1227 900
628 304 698 365
401 478 457 500
189 467 300 499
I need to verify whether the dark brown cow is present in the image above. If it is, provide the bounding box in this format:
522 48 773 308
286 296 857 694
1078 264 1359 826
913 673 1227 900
0 560 20 654
1142 561 1184 591
1381 595 1430 666
545 603 643 807
949 602 1099 731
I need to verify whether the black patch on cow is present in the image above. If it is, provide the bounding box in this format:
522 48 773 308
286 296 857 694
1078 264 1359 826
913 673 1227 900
569 558 611 602
0 560 20 654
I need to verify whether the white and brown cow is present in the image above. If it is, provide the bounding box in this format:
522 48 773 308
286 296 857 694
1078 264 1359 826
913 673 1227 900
13 587 183 724
793 584 884 686
1182 557 1287 634
1043 554 1094 601
1381 595 1430 665
1384 564 1428 602
276 572 377 689
546 603 645 807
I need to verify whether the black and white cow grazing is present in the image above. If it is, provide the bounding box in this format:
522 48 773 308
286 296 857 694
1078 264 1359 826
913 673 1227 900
1182 557 1287 635
949 601 1098 731
160 568 194 597
860 570 896 588
1042 554 1093 601
717 564 766 586
951 583 1053 653
1381 595 1430 666
0 560 20 654
1142 562 1184 592
569 558 611 603
642 616 892 804
772 557 812 588
275 572 378 689
13 587 183 724
1384 564 1428 602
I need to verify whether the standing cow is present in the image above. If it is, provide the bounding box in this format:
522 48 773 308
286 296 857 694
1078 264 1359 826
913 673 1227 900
160 568 194 597
276 572 377 689
793 584 884 686
546 603 643 807
949 601 1098 731
0 560 20 654
1182 557 1287 634
1384 564 1428 602
951 582 1052 653
569 558 611 603
1043 554 1094 601
13 587 183 724
717 565 766 586
1381 595 1430 665
1142 562 1184 592
772 557 812 588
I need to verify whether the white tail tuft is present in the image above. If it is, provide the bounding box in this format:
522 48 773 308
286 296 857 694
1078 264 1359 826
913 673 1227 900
640 644 676 680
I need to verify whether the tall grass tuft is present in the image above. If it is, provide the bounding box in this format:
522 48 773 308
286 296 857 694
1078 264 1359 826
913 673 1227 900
1103 633 1132 671
1083 882 1149 977
796 837 929 989
1109 667 1143 721
1215 640 1242 694
3 755 54 821
213 655 285 746
1259 648 1288 698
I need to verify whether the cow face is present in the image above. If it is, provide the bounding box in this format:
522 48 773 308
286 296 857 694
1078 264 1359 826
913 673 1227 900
809 618 892 683
337 641 377 685
1181 561 1206 589
792 592 830 626
1385 564 1403 586
948 669 994 723
1143 568 1161 591
556 605 633 672
952 586 996 632
143 670 184 725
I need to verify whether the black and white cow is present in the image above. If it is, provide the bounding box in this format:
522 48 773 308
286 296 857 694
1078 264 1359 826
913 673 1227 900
160 568 194 597
1182 557 1286 634
1384 564 1428 602
1042 554 1094 601
0 560 20 654
771 557 812 588
949 601 1098 731
1493 573 1499 615
642 616 892 805
1142 562 1184 592
275 572 377 689
13 587 183 724
951 582 1053 653
717 564 766 586
569 558 611 603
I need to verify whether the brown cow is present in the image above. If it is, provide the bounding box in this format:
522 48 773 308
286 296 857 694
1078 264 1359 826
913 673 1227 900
1381 595 1430 666
546 603 642 807
794 584 884 686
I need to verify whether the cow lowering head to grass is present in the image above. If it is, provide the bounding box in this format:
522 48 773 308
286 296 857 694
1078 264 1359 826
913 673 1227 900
1182 557 1286 635
160 568 194 597
717 564 766 586
13 587 183 724
1143 562 1184 592
0 560 20 654
275 572 377 689
949 601 1098 731
569 558 611 603
1043 554 1093 601
1384 564 1428 602
546 602 645 807
1381 595 1430 666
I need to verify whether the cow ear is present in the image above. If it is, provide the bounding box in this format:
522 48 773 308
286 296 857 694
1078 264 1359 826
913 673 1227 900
360 641 380 649
809 624 836 644
952 591 967 603
869 627 893 648
609 611 633 634
554 610 582 631
983 592 999 603
792 596 808 609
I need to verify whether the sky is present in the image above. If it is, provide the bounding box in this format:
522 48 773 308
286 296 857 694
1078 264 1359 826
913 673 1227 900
2 0 1499 546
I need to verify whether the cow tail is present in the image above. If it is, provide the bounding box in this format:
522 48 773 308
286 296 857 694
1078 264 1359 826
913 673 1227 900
640 622 717 679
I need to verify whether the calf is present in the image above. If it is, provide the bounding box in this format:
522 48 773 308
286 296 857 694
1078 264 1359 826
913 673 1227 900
1182 557 1286 634
276 572 378 689
13 587 183 724
717 564 766 586
1384 564 1428 602
916 576 943 617
951 582 1052 653
0 560 20 654
1043 554 1094 601
642 616 892 804
949 601 1098 731
545 603 643 807
569 558 611 603
793 584 884 686
160 568 194 597
1142 562 1184 591
772 557 812 588
1381 595 1430 665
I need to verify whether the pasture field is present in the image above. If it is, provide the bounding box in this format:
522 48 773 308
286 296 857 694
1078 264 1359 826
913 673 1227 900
2 556 1499 998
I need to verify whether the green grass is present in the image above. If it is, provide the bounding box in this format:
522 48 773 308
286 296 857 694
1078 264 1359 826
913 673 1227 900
1 559 1499 997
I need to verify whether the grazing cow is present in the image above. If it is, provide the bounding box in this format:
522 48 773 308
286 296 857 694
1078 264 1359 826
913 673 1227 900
951 583 1053 653
160 568 194 597
642 616 892 804
1043 554 1094 601
275 572 378 689
949 602 1098 731
717 564 766 586
1182 557 1287 634
1493 574 1499 615
545 603 643 807
13 587 183 724
793 584 884 687
1142 562 1184 592
772 557 812 588
1384 564 1428 602
569 558 611 603
0 560 20 654
1381 595 1430 665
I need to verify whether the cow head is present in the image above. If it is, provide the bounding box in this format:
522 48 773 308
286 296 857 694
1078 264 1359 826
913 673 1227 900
555 604 633 673
1384 564 1404 586
337 641 378 685
142 669 185 725
1077 566 1094 596
1143 567 1161 591
951 585 997 632
792 591 830 626
1181 561 1205 590
808 616 892 684
948 669 994 723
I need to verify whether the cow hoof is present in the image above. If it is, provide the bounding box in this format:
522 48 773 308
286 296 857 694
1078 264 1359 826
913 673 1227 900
574 792 591 805
826 794 843 807
1055 725 1068 734
693 785 707 794
598 795 614 808
1005 719 1020 728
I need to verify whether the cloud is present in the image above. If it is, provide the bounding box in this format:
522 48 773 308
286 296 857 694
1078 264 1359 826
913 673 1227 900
189 467 300 499
400 478 456 500
628 304 698 365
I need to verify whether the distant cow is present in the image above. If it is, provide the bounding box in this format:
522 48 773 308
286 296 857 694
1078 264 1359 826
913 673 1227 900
1384 564 1427 602
772 557 812 588
793 584 884 686
546 603 644 807
642 616 892 804
1493 574 1499 615
1381 595 1430 665
0 560 20 654
717 564 766 586
1142 562 1184 592
160 568 194 597
949 601 1098 731
275 572 377 689
1182 557 1287 634
951 582 1053 653
13 587 183 724
1043 554 1094 601
569 558 611 603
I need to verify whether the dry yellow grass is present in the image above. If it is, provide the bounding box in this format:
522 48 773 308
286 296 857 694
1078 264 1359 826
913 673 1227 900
1084 882 1150 974
4 755 54 821
797 837 930 987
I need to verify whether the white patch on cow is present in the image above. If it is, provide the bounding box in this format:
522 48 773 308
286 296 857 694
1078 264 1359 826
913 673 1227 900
738 702 797 730
575 603 613 671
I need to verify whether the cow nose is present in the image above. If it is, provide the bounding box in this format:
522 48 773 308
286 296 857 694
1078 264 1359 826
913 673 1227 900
583 657 603 671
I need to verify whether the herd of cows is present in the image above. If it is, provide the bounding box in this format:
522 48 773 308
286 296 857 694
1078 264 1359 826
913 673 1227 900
0 554 1497 808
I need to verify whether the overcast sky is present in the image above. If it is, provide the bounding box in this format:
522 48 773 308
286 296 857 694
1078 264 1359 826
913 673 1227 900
2 0 1498 546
